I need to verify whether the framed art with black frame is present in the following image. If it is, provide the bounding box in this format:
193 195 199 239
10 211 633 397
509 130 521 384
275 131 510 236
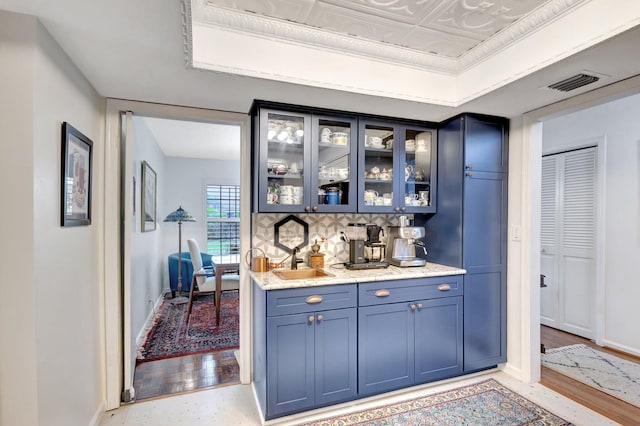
61 122 93 227
141 161 157 232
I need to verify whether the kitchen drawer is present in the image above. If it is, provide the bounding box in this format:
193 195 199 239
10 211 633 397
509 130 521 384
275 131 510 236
267 284 357 316
358 276 463 306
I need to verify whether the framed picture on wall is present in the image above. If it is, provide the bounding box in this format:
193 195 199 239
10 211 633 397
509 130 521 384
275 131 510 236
61 122 92 227
141 161 157 232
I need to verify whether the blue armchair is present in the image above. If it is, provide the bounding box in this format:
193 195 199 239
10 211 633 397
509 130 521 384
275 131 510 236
168 252 214 296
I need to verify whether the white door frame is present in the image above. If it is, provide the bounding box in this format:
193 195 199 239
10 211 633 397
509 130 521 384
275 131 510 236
104 99 251 409
516 75 640 384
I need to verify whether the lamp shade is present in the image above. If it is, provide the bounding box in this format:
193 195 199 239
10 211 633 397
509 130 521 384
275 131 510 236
163 206 197 223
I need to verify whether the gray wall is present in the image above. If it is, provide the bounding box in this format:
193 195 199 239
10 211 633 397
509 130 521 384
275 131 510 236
0 11 105 426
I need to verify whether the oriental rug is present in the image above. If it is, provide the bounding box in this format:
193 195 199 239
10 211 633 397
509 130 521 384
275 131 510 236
542 343 640 408
137 290 239 362
303 379 571 426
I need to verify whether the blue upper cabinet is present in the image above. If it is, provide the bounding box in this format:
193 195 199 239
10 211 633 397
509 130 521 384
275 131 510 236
358 119 438 214
464 117 507 174
252 101 437 213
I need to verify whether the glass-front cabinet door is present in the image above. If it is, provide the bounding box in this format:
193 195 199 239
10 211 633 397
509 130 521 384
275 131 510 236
311 115 357 212
400 126 437 213
258 109 311 212
358 120 400 213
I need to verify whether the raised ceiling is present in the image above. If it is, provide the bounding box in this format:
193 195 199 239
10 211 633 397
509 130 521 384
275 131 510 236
200 0 551 62
1 0 640 124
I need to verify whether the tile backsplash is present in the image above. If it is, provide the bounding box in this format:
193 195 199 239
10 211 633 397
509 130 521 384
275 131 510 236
251 213 407 267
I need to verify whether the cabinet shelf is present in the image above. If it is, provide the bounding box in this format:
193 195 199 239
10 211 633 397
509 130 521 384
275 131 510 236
267 174 303 180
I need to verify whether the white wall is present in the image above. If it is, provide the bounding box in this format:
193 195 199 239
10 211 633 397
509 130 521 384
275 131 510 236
542 93 640 354
0 11 105 426
0 11 40 426
129 117 166 367
161 156 240 288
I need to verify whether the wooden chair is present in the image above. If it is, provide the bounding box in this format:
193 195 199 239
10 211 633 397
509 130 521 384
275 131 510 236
186 239 239 325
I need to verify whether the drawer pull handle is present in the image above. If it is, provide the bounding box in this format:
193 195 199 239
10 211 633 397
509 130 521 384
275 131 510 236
437 284 451 291
306 295 323 304
374 289 390 297
308 315 315 323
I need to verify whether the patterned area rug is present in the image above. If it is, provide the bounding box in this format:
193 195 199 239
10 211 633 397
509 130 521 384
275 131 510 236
137 290 239 362
303 379 571 426
542 343 640 407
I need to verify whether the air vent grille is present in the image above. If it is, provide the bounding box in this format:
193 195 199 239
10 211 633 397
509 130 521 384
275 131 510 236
548 73 600 92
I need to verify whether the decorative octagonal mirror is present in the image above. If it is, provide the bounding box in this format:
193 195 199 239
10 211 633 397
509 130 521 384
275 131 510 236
274 215 309 253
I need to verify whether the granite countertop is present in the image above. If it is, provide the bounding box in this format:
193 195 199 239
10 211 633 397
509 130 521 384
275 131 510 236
249 262 466 291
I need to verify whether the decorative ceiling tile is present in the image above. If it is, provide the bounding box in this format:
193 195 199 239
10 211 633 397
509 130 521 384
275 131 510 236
421 0 548 40
306 2 413 46
399 26 479 57
319 0 440 25
206 0 315 22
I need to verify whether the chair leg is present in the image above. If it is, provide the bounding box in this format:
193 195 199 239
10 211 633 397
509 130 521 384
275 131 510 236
186 276 196 324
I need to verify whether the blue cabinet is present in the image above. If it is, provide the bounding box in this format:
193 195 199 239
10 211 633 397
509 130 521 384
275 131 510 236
418 114 508 372
358 277 463 396
256 284 358 419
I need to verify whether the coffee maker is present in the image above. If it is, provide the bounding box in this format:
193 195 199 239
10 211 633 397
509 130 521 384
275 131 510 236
364 225 387 264
342 223 389 270
386 216 427 267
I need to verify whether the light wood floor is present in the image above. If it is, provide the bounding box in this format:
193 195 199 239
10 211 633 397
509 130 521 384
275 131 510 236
541 325 640 425
133 349 240 401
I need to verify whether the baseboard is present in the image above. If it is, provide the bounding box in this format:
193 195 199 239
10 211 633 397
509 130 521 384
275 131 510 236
501 362 523 382
90 400 106 426
135 293 165 350
601 339 640 357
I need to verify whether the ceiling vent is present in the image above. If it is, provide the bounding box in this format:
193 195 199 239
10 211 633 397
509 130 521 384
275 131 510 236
547 73 600 92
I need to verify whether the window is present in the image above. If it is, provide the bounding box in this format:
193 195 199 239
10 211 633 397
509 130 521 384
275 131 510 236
206 185 240 263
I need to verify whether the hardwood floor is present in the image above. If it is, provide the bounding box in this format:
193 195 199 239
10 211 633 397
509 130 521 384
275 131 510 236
133 349 240 401
540 325 640 425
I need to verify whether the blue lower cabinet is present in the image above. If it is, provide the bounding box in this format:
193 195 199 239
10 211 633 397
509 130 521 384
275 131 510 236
358 303 415 396
415 297 463 383
266 307 357 418
358 296 463 396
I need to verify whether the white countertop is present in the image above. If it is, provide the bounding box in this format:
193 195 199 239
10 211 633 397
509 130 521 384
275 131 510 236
249 262 466 291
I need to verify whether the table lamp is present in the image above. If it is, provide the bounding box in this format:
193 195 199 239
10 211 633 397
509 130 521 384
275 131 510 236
164 206 196 304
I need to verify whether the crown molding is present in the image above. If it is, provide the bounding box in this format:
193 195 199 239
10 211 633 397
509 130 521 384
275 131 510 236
459 0 588 70
186 0 588 75
190 0 456 73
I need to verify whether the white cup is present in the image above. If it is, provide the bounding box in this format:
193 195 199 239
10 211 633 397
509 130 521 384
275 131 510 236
280 185 294 195
321 128 332 143
369 136 383 147
292 186 303 197
280 195 293 204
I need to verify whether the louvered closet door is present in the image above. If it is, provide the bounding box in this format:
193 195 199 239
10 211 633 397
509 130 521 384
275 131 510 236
540 148 597 339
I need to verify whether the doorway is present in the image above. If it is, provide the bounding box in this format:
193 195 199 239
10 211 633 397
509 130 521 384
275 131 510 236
104 100 251 410
124 114 242 400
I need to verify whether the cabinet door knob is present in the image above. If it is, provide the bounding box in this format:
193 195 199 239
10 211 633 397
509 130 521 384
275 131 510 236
306 295 323 304
409 304 416 311
395 207 401 212
466 164 473 169
416 303 423 310
465 171 473 177
374 289 390 297
401 207 406 212
308 315 315 323
312 206 318 212
305 206 311 212
317 314 323 322
437 284 451 291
